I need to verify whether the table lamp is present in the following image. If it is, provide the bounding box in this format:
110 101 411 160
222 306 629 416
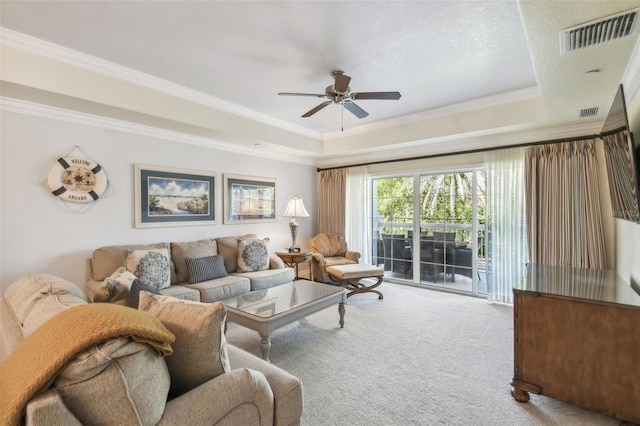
283 196 310 253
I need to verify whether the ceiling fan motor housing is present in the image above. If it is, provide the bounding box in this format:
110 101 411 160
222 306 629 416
326 85 350 103
278 70 401 119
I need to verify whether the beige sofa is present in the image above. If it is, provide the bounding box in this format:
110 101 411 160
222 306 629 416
0 273 303 425
86 234 295 305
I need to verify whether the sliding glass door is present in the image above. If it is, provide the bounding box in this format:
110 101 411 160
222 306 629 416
372 177 414 280
372 170 486 295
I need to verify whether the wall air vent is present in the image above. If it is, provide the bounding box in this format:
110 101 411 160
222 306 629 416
578 107 599 118
561 8 639 54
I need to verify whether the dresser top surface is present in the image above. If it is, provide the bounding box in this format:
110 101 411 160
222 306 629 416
515 264 640 308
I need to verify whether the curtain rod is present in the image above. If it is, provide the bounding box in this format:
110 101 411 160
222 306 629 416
316 133 600 172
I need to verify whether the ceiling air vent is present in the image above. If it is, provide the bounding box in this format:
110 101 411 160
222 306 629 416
561 8 639 54
578 107 599 118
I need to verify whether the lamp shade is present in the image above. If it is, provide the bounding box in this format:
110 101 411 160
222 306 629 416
282 197 310 218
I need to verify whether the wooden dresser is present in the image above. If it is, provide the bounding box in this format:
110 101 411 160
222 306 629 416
511 264 640 424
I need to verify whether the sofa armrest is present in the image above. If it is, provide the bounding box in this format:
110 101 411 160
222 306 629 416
345 251 361 263
269 255 286 269
228 346 303 426
158 368 274 426
26 389 83 426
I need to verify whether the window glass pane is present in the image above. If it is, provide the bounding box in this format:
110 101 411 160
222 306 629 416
373 177 413 279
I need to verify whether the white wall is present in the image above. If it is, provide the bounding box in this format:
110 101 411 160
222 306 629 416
0 111 317 294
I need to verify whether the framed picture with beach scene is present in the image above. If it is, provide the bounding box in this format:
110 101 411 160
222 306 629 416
134 164 216 228
223 174 276 224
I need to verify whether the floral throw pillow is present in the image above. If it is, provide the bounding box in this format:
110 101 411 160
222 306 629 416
237 238 270 272
124 248 171 290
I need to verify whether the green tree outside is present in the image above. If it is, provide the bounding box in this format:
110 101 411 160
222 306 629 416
374 172 485 244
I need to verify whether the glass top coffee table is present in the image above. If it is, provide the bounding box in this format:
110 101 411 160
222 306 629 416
223 280 346 361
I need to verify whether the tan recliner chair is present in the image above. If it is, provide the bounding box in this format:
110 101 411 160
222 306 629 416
309 233 361 283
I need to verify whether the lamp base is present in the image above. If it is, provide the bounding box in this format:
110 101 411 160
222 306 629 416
288 221 300 254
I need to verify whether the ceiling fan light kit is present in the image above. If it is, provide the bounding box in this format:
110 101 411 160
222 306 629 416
278 70 401 128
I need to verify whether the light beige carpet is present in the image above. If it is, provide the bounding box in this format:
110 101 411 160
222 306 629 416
225 282 619 425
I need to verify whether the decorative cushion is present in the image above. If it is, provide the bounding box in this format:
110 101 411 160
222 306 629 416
185 254 228 284
127 279 161 309
124 247 171 290
170 239 218 284
138 292 231 397
237 238 270 273
91 243 169 281
215 234 258 273
53 338 170 426
94 266 139 303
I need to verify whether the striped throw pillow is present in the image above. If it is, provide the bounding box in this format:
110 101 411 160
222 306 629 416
185 255 228 284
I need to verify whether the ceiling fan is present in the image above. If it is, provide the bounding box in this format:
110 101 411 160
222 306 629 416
278 71 401 121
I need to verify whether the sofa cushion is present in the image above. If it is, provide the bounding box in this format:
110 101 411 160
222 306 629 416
237 238 270 272
324 256 358 268
158 285 201 302
233 267 295 291
216 234 257 273
139 293 231 397
183 275 251 303
3 273 88 330
125 247 172 290
185 254 228 284
91 243 169 281
53 338 171 426
170 239 218 284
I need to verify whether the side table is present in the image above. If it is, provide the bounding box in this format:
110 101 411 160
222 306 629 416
276 251 312 280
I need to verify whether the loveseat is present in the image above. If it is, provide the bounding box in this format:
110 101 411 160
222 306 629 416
0 273 303 425
86 234 295 305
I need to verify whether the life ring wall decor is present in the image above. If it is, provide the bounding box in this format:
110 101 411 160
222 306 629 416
47 157 108 203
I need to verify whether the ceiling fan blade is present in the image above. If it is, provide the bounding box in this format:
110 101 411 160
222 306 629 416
333 73 351 93
278 92 328 98
343 100 369 119
302 100 333 118
351 91 402 100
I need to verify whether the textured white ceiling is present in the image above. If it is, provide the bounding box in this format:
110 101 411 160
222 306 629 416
0 1 537 134
1 0 640 153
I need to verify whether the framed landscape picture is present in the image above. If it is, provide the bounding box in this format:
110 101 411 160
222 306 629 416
134 164 217 228
223 174 276 223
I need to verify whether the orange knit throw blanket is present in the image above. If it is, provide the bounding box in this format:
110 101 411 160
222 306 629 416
0 303 175 426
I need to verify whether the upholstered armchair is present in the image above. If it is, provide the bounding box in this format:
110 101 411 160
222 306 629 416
309 233 361 283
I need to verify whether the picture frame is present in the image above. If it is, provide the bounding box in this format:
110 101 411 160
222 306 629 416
223 174 276 224
134 164 217 228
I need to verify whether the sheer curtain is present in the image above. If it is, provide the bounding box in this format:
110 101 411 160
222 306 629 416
485 147 528 304
318 169 346 235
345 166 370 263
525 140 606 269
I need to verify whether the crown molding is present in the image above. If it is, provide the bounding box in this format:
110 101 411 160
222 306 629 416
1 96 317 166
322 86 541 141
0 27 322 140
316 121 603 169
